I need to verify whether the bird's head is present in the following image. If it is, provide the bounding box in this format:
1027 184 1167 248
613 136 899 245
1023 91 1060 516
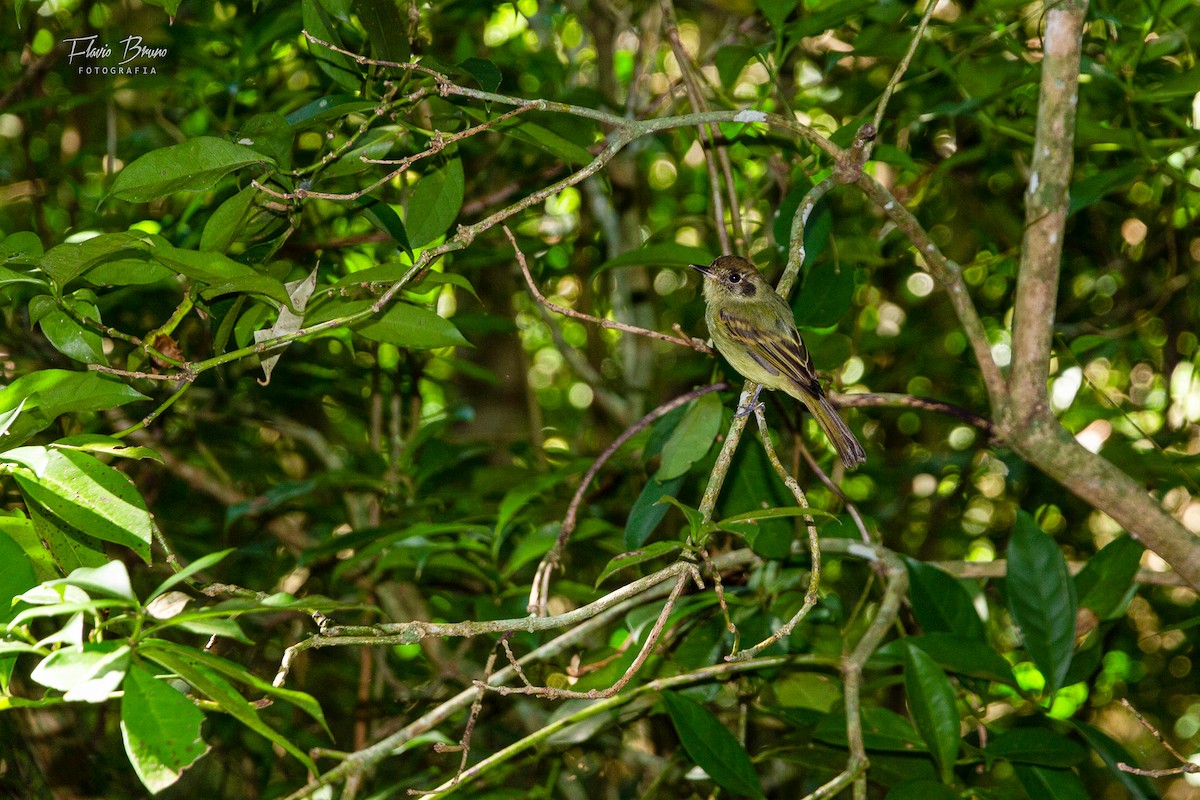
689 255 769 304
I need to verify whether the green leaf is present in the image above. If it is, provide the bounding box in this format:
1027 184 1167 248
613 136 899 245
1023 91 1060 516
1007 511 1076 696
200 186 259 254
1067 163 1144 216
596 541 682 587
30 642 131 703
28 295 108 365
234 112 294 170
661 690 765 799
405 159 464 247
120 663 210 793
876 633 1016 686
903 642 960 785
51 560 136 602
497 118 595 165
149 550 235 602
84 257 175 286
792 257 855 328
903 558 986 641
884 779 960 800
654 495 710 540
140 645 318 772
142 639 329 738
303 0 363 90
0 522 39 623
814 706 926 752
494 463 584 538
985 727 1087 767
1 230 44 263
355 196 413 259
356 302 469 349
0 372 148 450
41 232 150 288
284 95 377 127
1012 765 1091 800
199 274 292 307
1068 721 1158 800
26 502 108 576
458 57 501 92
714 45 757 90
151 241 262 285
109 138 276 203
355 0 411 64
757 0 799 30
3 447 154 562
52 434 163 462
655 393 722 481
1073 535 1143 620
624 475 685 549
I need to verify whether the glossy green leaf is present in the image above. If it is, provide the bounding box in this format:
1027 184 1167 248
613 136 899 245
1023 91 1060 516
284 94 376 127
458 57 501 92
884 779 960 800
120 663 210 793
904 558 986 641
0 372 147 451
625 474 685 549
151 242 261 285
903 642 960 785
1013 765 1091 800
655 393 722 481
83 257 175 286
139 645 318 772
108 138 275 203
1074 535 1143 620
1067 164 1144 216
661 690 765 799
28 295 108 365
792 257 855 328
0 230 44 263
302 0 362 90
200 186 259 253
3 447 153 562
142 639 329 738
355 196 413 258
497 118 595 165
41 232 150 287
26 502 108 576
148 549 234 601
52 434 163 462
876 633 1016 686
714 45 757 89
0 523 38 623
356 302 470 349
814 706 926 752
1068 721 1158 800
985 726 1087 767
405 159 464 247
0 266 49 290
757 0 799 30
1007 511 1076 696
355 0 412 64
596 541 681 587
30 642 130 703
51 560 136 602
234 112 294 170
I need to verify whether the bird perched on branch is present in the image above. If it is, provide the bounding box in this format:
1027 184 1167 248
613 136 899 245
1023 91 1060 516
691 255 866 470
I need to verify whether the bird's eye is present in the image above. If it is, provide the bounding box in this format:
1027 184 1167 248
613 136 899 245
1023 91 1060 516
728 273 741 283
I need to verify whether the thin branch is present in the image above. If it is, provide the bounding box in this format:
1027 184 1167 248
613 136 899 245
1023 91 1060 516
506 225 708 352
725 406 821 661
528 381 728 616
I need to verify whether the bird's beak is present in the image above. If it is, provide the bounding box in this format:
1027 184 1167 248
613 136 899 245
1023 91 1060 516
689 263 711 278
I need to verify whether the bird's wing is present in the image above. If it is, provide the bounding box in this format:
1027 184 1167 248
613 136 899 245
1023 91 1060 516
717 308 824 398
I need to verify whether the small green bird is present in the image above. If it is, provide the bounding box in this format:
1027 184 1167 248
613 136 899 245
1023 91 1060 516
691 255 866 470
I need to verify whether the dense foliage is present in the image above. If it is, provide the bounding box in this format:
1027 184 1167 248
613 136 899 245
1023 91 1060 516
2 0 1199 798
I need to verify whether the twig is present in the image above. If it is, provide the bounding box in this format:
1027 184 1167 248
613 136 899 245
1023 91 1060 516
725 405 821 661
527 381 728 616
1115 697 1200 776
506 226 709 352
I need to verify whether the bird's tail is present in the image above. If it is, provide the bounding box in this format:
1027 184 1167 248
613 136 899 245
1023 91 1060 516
806 396 866 470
